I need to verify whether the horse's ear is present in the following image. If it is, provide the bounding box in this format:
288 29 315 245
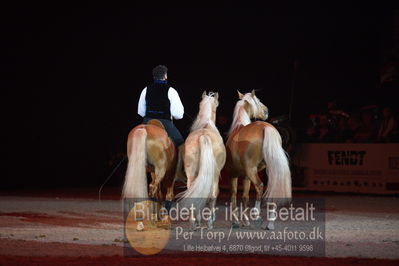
202 91 207 98
251 89 256 97
237 90 244 99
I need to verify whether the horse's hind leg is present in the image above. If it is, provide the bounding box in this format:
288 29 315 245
246 167 264 228
184 160 200 230
207 174 219 230
149 167 166 199
241 177 251 227
147 172 158 226
263 203 276 230
160 170 176 228
164 173 176 208
175 145 186 183
149 168 166 226
230 177 240 228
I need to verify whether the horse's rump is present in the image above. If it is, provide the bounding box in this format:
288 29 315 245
226 120 291 202
128 124 175 164
123 124 176 200
226 121 272 174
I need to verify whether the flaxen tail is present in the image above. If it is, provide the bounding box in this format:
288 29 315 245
262 125 292 204
122 128 148 199
177 135 215 210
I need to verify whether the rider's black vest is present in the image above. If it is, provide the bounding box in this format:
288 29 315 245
145 82 171 120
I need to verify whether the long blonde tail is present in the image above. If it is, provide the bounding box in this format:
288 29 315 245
122 128 148 199
262 126 292 203
178 135 215 210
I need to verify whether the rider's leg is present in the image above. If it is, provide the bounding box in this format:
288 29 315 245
157 119 184 147
143 117 184 147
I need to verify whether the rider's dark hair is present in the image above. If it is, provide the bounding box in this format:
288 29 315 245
152 65 168 80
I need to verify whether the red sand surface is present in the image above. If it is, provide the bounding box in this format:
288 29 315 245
0 187 122 200
1 188 398 265
0 211 121 228
1 255 398 265
0 238 398 266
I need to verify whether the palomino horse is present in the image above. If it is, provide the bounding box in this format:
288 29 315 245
122 120 177 230
178 91 226 230
226 90 291 229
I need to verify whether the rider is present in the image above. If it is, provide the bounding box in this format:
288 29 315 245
137 65 185 147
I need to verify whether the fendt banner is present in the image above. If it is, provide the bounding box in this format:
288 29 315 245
294 144 399 194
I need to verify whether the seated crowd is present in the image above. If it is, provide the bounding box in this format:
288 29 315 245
302 101 399 143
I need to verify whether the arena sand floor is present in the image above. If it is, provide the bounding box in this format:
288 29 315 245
0 188 398 265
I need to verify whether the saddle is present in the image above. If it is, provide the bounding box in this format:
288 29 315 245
147 119 165 130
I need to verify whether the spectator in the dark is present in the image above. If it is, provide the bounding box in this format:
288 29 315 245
377 107 398 142
333 116 351 142
304 126 317 142
346 114 363 143
304 114 318 142
316 114 334 142
353 111 379 142
326 100 349 129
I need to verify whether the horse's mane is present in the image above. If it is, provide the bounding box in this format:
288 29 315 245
227 93 259 137
190 93 217 132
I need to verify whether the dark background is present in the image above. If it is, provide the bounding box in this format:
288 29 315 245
4 3 398 188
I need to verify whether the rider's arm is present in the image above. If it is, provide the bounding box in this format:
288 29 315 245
168 87 184 120
137 87 147 117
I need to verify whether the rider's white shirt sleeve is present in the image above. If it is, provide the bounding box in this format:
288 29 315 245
168 87 184 120
137 87 147 117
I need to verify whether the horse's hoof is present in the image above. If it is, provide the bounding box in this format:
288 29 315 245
206 220 212 229
191 221 200 231
160 217 171 230
136 221 144 231
207 220 214 230
232 221 240 229
254 217 263 229
265 222 275 230
241 219 250 227
191 225 201 231
161 224 171 230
